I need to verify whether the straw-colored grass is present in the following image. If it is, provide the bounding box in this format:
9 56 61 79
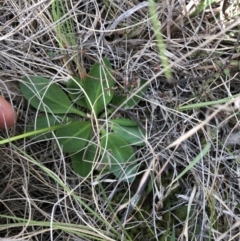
1 0 240 240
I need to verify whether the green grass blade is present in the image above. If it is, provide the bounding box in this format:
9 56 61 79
0 214 116 241
148 0 172 80
168 142 211 187
27 114 73 141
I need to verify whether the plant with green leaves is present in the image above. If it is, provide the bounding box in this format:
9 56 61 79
20 58 147 183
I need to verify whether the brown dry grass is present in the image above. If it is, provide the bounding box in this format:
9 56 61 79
1 0 240 240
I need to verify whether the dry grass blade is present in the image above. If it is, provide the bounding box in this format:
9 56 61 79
1 0 240 240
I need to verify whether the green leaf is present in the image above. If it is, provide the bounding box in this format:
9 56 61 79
110 118 138 127
101 133 137 183
27 114 73 141
20 76 81 115
110 123 145 146
67 77 88 108
111 79 148 109
83 58 115 115
56 121 92 153
71 144 97 177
